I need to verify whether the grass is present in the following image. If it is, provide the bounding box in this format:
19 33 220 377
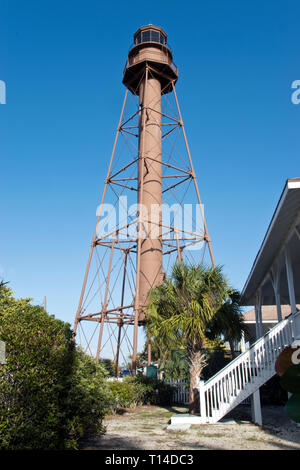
82 404 300 451
197 432 223 438
110 426 125 431
138 425 157 431
166 430 188 436
139 410 174 418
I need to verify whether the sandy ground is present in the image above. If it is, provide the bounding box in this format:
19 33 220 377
81 404 300 450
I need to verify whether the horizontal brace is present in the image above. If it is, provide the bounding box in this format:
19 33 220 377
162 174 188 178
96 238 137 244
94 243 134 252
108 180 137 191
79 305 135 320
109 177 137 182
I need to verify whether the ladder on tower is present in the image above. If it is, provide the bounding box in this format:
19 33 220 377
198 316 296 424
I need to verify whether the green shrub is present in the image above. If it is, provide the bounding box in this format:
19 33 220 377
125 375 157 404
107 374 174 411
107 380 140 410
62 350 112 448
0 285 111 449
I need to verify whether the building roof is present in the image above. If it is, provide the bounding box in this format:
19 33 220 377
241 178 300 306
243 305 299 322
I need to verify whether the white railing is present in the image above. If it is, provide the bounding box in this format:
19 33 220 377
199 317 294 423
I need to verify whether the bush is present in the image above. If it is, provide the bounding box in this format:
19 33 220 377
61 350 112 448
107 374 174 411
0 285 111 449
107 380 141 410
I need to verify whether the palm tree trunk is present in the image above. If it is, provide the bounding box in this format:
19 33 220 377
188 344 206 414
229 339 236 359
189 367 199 414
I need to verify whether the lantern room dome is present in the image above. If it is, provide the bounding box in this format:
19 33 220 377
134 25 167 46
123 25 178 95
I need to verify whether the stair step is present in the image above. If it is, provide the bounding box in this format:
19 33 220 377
201 318 293 424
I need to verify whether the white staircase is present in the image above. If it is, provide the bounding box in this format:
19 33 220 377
198 317 294 423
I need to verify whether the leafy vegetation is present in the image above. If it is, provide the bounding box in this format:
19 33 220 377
147 263 245 413
207 290 247 359
107 375 174 411
162 349 189 381
0 284 111 449
0 262 246 447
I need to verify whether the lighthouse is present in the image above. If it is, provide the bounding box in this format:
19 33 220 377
73 26 214 374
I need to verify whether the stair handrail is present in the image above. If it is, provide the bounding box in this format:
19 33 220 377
202 317 292 389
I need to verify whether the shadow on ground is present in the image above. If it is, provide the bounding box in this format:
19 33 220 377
225 405 300 447
80 404 300 450
81 435 145 450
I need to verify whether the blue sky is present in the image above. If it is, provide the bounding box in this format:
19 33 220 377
1 0 299 339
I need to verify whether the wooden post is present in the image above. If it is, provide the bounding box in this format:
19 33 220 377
198 380 206 423
250 389 262 426
285 246 297 314
255 289 263 338
270 264 282 322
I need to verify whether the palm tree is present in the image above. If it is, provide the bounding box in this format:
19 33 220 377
163 349 189 381
209 290 247 359
147 262 229 414
143 304 182 374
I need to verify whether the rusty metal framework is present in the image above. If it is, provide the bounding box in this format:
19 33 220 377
73 27 215 374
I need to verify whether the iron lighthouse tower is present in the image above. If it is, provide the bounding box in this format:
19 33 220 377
73 25 215 373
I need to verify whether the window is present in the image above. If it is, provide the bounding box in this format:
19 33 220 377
135 29 166 46
151 31 160 43
142 30 150 42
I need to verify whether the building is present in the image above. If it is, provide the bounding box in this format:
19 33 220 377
243 304 300 344
178 178 300 426
240 178 300 424
241 178 300 338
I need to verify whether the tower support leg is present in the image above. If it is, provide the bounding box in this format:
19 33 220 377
114 250 128 377
172 81 215 268
73 91 128 338
96 235 116 362
115 319 123 377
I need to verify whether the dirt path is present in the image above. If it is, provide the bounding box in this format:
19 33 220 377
81 405 300 450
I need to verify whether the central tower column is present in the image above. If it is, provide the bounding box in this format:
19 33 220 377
137 75 163 321
122 24 179 370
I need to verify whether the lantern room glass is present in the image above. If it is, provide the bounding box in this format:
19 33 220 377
135 29 166 46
